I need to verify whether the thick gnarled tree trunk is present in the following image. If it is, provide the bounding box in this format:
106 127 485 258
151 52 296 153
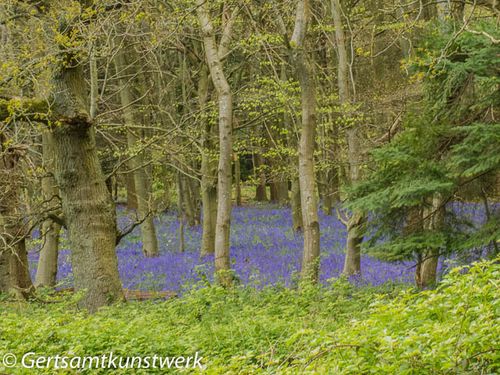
50 62 124 312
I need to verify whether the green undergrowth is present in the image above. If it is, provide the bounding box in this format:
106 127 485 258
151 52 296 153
0 258 498 374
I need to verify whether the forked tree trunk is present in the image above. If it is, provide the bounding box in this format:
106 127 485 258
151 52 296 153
331 0 365 276
114 51 159 257
197 0 234 286
35 131 61 288
291 0 321 282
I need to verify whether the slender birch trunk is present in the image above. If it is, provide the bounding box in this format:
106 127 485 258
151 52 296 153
197 0 234 286
291 0 321 282
331 0 366 276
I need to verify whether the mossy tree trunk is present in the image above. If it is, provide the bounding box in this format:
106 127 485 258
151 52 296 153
50 53 124 312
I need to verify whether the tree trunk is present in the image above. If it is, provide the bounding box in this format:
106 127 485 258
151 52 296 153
178 174 200 227
51 60 124 312
343 125 365 276
114 51 159 257
291 177 303 231
418 248 440 288
201 165 217 256
416 194 445 289
271 179 288 205
0 139 34 298
52 121 124 311
292 0 321 282
283 71 302 231
254 152 267 201
197 0 234 286
200 65 218 256
344 211 365 275
183 176 201 227
10 237 33 298
126 170 138 209
331 0 365 276
0 243 10 293
35 131 61 288
234 153 242 206
177 172 186 253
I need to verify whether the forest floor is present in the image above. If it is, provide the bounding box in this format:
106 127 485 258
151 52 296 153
1 257 498 374
1 203 496 373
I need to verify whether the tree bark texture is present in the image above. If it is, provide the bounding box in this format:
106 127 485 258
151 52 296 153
331 0 366 276
35 131 61 287
197 0 234 286
51 61 124 312
0 137 34 298
114 50 159 257
292 0 321 282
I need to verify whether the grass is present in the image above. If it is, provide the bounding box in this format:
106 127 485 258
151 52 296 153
1 258 498 374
